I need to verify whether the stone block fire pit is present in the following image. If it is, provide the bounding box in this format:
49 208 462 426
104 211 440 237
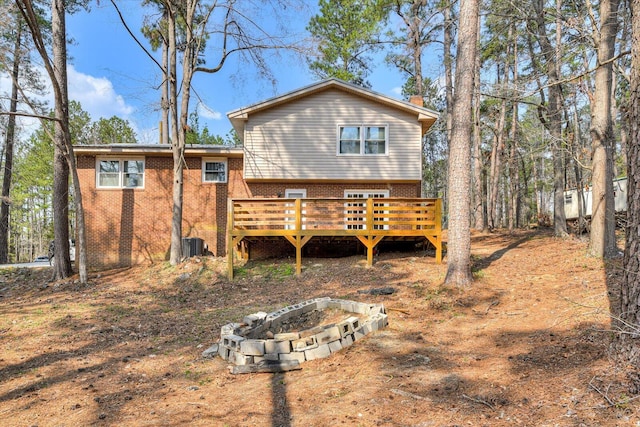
204 297 388 372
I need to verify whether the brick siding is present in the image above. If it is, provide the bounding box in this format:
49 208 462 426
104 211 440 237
78 154 420 268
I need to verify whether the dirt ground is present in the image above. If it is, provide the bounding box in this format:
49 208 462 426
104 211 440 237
0 229 638 426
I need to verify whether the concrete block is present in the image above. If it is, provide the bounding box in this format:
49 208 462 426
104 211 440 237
222 334 245 351
262 352 280 361
273 332 299 341
265 339 292 354
353 327 365 341
341 334 354 347
240 339 265 356
220 322 241 336
340 300 357 312
316 326 341 345
314 297 330 310
378 314 389 329
336 319 354 338
368 304 386 316
218 345 231 360
305 343 331 361
327 299 342 310
292 336 317 351
361 321 373 335
301 300 318 313
202 344 219 358
352 303 371 315
243 313 266 327
371 313 388 330
345 316 360 331
299 326 323 338
279 351 306 363
328 340 343 353
231 352 253 366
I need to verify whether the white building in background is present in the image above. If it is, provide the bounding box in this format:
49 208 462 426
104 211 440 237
564 177 627 220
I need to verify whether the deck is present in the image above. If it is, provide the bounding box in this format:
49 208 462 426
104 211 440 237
227 197 443 279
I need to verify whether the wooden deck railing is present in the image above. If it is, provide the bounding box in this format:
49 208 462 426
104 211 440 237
227 197 442 279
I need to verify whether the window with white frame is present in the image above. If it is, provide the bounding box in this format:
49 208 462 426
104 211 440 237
285 189 307 230
338 125 388 155
202 158 228 183
97 158 145 189
344 190 389 230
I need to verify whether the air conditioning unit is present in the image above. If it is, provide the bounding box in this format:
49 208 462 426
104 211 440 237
182 237 204 259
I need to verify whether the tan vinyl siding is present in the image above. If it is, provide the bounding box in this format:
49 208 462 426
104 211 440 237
243 88 422 181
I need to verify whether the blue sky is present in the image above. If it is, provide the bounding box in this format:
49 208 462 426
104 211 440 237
9 2 443 143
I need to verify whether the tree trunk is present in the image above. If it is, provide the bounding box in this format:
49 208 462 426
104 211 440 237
444 0 479 287
532 0 567 237
589 0 620 257
52 0 72 279
508 31 519 230
572 102 586 232
472 12 485 231
488 88 506 229
168 3 183 265
613 0 640 366
161 9 170 146
0 22 22 264
443 5 454 143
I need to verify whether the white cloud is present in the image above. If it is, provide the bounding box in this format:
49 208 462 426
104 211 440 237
1 65 139 139
391 86 403 96
67 65 135 119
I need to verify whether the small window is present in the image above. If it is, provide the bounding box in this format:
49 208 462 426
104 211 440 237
338 125 388 155
202 158 228 183
564 193 573 204
97 158 144 189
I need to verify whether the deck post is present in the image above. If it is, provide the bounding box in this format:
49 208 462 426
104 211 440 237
435 199 443 263
284 235 312 275
357 236 384 267
366 198 374 231
227 199 234 280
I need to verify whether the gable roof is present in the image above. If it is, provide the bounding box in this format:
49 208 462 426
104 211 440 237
227 78 440 139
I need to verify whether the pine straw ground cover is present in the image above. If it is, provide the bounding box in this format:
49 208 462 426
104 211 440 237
0 229 637 426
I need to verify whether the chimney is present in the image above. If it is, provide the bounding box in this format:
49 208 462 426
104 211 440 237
409 95 423 107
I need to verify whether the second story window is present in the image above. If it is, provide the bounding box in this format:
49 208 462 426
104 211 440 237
97 158 145 189
338 125 388 156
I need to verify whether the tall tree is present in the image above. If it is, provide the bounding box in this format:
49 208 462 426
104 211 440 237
613 0 640 368
16 0 89 282
444 0 479 286
0 4 46 263
588 0 620 257
307 0 386 87
0 10 23 263
530 0 568 237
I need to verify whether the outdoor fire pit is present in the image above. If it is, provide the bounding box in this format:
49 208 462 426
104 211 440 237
203 297 388 372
